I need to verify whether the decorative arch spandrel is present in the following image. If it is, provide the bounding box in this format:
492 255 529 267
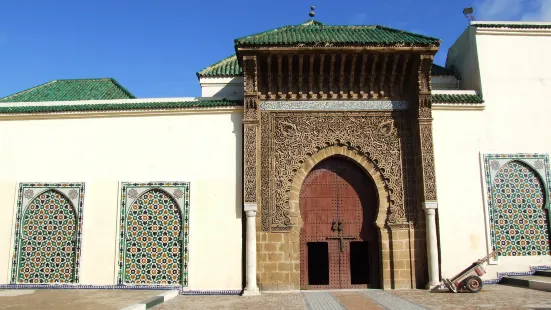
260 111 414 232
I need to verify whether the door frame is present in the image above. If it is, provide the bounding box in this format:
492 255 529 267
298 154 382 289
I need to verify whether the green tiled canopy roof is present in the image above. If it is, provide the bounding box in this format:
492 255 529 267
197 55 243 77
432 93 484 104
0 78 136 103
235 20 441 47
198 54 453 78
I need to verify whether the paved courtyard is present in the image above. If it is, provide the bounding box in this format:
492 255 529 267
0 285 550 309
157 285 551 310
0 289 163 310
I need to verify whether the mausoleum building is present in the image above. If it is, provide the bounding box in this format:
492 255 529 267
0 20 549 294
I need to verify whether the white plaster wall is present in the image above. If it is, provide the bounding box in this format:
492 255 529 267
435 27 551 281
432 108 487 279
200 77 244 100
446 27 482 93
432 76 461 90
0 110 243 290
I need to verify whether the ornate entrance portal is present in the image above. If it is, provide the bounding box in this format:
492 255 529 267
237 20 442 291
299 157 380 289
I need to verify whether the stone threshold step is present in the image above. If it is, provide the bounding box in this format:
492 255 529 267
535 270 551 277
501 275 551 293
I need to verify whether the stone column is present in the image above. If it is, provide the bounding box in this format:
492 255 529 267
414 54 441 289
423 201 439 288
243 203 260 295
241 54 261 296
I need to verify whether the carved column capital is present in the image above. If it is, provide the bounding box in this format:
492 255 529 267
418 94 433 120
244 96 258 120
417 53 433 95
387 222 413 231
243 55 258 95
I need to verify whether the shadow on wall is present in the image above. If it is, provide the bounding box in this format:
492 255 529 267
202 77 244 101
231 111 244 220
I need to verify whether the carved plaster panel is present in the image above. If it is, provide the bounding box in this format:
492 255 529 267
420 123 437 201
244 125 257 203
260 100 409 111
260 111 414 231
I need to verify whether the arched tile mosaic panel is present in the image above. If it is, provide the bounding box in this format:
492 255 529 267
484 154 551 257
118 182 190 286
11 183 85 284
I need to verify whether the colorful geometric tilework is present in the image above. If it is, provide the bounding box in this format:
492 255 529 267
484 154 551 258
118 182 190 287
11 183 85 284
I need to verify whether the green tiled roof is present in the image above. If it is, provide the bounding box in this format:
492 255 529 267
0 78 136 103
0 100 242 114
198 54 452 78
431 64 454 76
197 55 243 77
432 94 484 104
235 20 440 47
473 23 551 29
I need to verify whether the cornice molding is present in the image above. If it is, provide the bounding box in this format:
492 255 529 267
0 106 243 121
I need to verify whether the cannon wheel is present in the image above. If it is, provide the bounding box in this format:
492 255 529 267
464 275 483 293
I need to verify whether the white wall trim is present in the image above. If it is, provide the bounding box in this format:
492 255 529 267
199 77 243 86
6 182 19 283
113 181 123 285
432 90 478 95
472 21 551 26
79 181 89 283
432 104 485 111
479 152 498 265
476 29 551 36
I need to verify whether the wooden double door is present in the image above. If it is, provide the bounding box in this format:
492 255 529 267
299 156 380 289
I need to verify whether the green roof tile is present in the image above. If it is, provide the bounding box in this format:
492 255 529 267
0 99 242 114
0 78 136 103
432 94 484 104
473 23 551 29
199 54 450 78
235 20 440 47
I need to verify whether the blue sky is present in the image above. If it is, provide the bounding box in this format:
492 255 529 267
0 0 549 98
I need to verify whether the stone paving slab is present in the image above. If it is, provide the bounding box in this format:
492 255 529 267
391 285 551 310
154 293 307 310
0 289 164 310
331 291 384 310
303 292 345 310
364 290 427 310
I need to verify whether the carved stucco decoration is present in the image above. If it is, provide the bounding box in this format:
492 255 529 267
244 97 258 120
244 125 257 203
242 54 259 203
420 122 437 201
260 111 413 231
243 55 258 95
415 53 438 202
418 54 433 94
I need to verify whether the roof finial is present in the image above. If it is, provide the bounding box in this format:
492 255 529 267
309 5 315 18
